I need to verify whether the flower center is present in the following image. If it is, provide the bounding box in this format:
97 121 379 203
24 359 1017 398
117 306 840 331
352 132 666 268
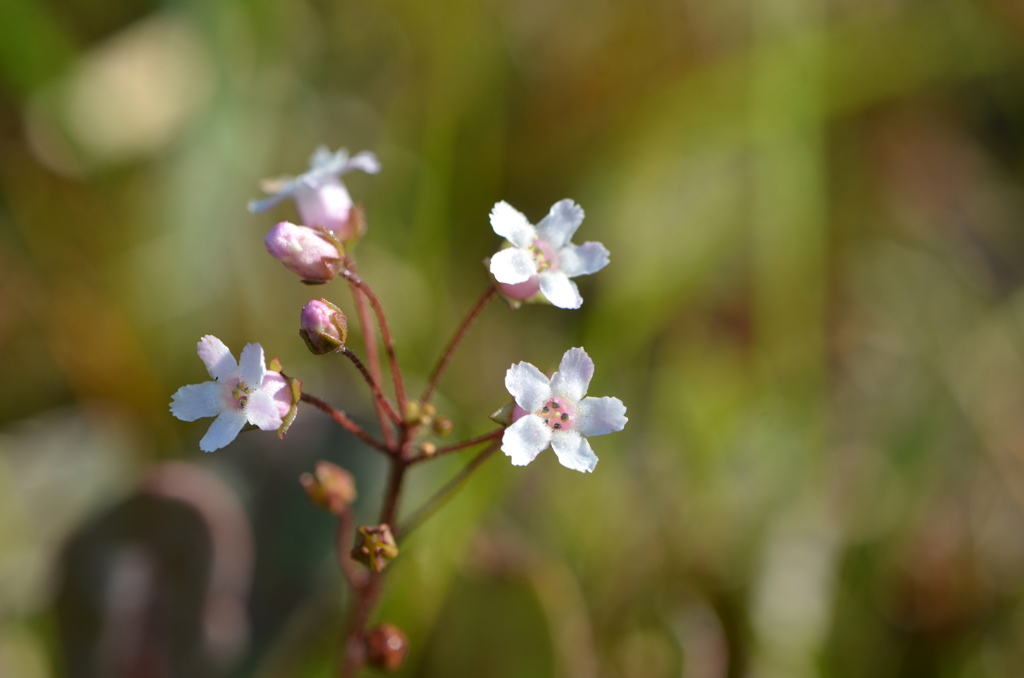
231 380 254 409
529 238 560 273
536 396 575 431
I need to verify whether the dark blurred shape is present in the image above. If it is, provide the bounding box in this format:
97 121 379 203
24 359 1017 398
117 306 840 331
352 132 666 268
54 462 253 678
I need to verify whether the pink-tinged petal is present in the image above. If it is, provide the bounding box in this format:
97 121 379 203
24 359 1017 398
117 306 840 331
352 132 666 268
576 396 627 437
197 336 236 380
550 431 598 473
170 382 222 421
538 272 583 309
490 201 536 248
262 371 292 418
245 389 284 431
502 415 552 466
238 343 267 386
295 180 354 237
550 347 594 402
535 199 584 249
505 361 552 412
199 410 247 452
559 241 610 278
490 247 537 284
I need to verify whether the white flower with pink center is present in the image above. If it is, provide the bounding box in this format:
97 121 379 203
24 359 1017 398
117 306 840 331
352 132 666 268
170 336 291 452
502 347 627 473
248 146 380 240
488 200 610 309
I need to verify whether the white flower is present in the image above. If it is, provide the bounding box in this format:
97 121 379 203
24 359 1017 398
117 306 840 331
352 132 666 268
248 146 380 240
488 200 610 309
502 347 627 472
170 336 290 452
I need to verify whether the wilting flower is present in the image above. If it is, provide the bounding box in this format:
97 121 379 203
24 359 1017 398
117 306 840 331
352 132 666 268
502 347 627 472
170 336 291 452
488 200 610 309
248 146 380 240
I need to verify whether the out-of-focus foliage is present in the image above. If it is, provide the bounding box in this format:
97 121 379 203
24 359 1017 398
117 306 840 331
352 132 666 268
3 0 1024 676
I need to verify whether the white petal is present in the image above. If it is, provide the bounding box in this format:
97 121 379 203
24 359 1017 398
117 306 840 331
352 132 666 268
502 415 552 466
344 151 381 175
550 347 594 402
550 431 598 473
490 247 537 284
248 189 294 213
538 272 582 309
576 397 628 437
199 410 247 452
238 343 267 386
490 201 536 248
560 241 610 278
198 336 237 380
535 199 584 249
170 382 222 421
505 362 552 412
245 389 283 431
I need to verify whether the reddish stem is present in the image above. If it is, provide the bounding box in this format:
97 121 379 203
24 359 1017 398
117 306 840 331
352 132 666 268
347 263 397 449
341 269 408 417
421 287 496 405
335 509 368 590
300 393 390 454
341 348 401 425
409 427 504 465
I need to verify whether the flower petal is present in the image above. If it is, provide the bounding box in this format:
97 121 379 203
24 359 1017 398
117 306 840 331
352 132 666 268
576 396 628 437
245 389 284 431
535 199 584 249
538 272 583 309
238 343 267 386
170 381 222 421
505 361 552 412
198 336 237 380
502 415 552 466
550 347 594 402
559 241 610 278
490 248 537 284
199 410 247 452
490 201 536 248
550 431 598 473
345 151 381 175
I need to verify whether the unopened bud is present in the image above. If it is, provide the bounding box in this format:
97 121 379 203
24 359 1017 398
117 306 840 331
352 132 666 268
418 441 437 457
403 401 421 425
300 461 356 514
265 221 343 283
352 524 398 572
365 624 408 672
299 299 348 354
431 416 454 437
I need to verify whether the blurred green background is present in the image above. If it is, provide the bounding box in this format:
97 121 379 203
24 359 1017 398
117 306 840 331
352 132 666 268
3 0 1024 676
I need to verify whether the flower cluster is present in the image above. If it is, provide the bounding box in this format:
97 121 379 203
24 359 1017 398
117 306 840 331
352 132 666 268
168 142 629 675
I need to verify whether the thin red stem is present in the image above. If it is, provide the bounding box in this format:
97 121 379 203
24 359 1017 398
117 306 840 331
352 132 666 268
341 348 401 425
409 427 504 465
341 269 408 417
421 287 496 405
347 263 396 449
300 393 390 454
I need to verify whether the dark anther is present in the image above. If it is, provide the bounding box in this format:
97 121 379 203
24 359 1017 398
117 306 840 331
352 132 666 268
552 402 560 409
542 406 549 413
554 423 562 429
560 413 568 421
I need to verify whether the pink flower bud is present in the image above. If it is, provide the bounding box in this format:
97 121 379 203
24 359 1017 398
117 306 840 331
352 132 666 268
365 624 408 672
264 222 342 283
299 299 348 354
